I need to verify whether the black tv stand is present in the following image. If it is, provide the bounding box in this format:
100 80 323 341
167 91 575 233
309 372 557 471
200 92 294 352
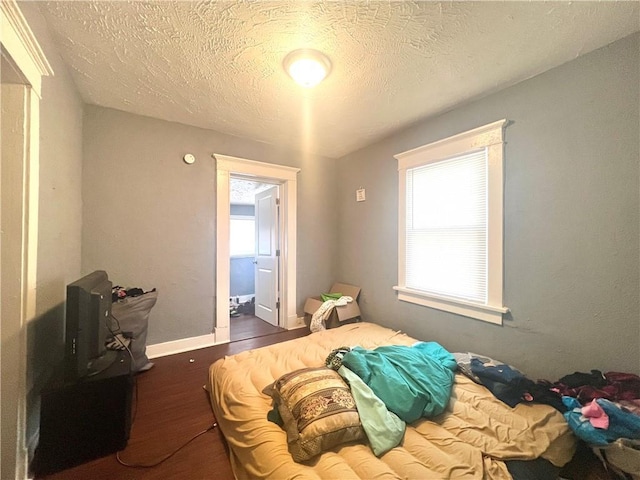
32 350 134 477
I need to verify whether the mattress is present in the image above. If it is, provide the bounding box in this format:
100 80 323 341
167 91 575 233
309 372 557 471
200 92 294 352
207 322 576 479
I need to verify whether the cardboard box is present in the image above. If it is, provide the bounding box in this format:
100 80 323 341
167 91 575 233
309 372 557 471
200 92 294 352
303 283 361 330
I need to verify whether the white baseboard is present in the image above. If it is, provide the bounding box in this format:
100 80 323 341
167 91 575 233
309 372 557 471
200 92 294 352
288 323 307 330
26 430 39 473
288 316 307 330
146 333 220 359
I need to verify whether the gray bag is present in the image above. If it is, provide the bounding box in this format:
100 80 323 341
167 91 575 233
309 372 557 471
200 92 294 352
111 290 157 372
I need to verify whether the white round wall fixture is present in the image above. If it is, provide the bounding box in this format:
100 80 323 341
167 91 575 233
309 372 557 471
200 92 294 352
183 153 196 164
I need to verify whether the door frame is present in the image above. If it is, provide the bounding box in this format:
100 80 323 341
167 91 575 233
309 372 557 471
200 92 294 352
1 1 53 477
214 154 300 343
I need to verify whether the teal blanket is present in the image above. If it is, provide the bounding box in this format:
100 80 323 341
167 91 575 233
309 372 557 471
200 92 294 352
342 342 457 423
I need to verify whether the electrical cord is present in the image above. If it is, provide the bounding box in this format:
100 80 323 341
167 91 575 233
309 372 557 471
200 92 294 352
107 314 135 367
107 312 219 469
115 422 218 468
108 313 139 424
107 313 135 368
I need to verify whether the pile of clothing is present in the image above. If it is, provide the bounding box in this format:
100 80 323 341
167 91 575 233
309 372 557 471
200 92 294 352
325 342 457 455
556 371 640 479
454 353 640 478
230 296 255 318
310 293 353 332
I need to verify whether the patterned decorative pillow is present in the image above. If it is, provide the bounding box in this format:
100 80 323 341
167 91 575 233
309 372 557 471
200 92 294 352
269 367 365 462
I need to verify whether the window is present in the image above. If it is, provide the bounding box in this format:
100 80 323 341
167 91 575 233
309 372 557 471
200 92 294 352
230 216 255 256
394 120 509 325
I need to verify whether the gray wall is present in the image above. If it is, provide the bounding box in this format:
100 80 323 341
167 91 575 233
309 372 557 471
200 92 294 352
231 204 255 216
230 257 255 297
28 9 84 318
13 1 85 465
336 33 640 380
82 106 338 344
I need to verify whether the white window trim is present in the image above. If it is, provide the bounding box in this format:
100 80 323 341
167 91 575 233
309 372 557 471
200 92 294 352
394 119 509 325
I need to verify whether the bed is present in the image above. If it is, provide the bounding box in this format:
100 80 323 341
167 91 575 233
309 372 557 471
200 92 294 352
207 322 576 479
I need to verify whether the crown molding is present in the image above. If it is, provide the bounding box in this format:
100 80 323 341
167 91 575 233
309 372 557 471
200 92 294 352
1 0 53 96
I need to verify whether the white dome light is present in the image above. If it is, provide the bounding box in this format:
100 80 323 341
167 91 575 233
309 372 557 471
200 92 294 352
283 49 331 88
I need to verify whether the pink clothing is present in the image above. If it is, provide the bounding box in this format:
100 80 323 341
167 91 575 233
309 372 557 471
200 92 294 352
582 399 610 429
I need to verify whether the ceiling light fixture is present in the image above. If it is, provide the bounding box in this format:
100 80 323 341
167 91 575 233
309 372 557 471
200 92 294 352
283 49 332 88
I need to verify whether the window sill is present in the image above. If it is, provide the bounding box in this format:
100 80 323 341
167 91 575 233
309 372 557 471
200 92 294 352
392 286 508 325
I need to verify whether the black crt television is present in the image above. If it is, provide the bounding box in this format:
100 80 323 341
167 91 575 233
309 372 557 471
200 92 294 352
64 270 118 382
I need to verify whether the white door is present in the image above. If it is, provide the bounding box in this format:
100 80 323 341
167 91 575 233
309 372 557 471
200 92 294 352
254 186 279 326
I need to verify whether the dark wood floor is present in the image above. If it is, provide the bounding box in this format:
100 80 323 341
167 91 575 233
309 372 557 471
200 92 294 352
36 317 308 480
230 313 285 342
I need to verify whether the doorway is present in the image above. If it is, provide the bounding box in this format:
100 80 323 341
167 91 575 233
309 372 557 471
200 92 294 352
215 154 300 344
228 178 283 341
1 6 53 474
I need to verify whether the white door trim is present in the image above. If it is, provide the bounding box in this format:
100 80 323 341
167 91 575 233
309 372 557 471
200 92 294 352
1 1 53 477
1 0 52 98
214 154 300 343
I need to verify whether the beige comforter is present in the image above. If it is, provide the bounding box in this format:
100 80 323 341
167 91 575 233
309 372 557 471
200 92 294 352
208 323 576 479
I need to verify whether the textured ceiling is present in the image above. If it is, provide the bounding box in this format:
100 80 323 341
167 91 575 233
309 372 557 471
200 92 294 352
37 1 639 159
230 178 273 205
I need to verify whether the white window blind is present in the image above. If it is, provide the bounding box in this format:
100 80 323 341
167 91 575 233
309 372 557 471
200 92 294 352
406 149 488 303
